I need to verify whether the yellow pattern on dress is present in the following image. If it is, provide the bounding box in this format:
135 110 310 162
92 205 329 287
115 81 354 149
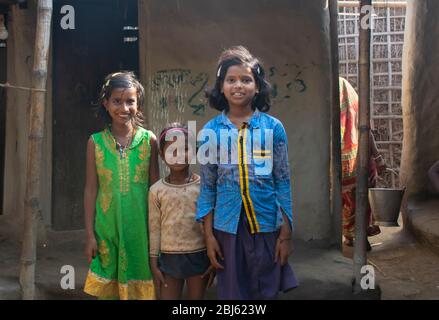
120 248 127 272
84 128 155 300
134 164 147 183
84 271 156 300
95 144 113 213
138 138 148 160
99 240 110 268
134 138 150 183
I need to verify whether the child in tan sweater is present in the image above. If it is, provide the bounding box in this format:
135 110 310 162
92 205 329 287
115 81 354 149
149 123 214 300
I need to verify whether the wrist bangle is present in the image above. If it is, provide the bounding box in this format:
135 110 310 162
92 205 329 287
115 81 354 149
279 237 291 242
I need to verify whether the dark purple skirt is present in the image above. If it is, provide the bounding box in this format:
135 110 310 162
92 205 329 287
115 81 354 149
213 212 298 300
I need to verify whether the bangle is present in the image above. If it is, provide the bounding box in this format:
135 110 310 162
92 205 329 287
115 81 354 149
373 154 383 161
278 237 291 243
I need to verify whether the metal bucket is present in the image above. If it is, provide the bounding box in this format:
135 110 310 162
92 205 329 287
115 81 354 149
368 188 405 227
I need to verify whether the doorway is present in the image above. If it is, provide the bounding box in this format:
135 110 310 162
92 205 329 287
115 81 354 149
52 0 139 230
0 10 7 215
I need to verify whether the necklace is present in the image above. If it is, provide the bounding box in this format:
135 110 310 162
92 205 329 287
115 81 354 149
110 128 134 159
167 171 192 185
116 139 131 159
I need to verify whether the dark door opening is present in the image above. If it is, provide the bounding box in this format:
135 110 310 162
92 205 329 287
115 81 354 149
52 0 139 230
0 12 7 215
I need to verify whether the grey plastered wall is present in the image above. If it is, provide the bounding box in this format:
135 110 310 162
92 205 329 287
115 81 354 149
2 0 52 229
400 0 439 197
139 0 333 241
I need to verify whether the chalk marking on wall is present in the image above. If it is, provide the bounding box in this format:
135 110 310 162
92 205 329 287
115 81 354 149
150 69 208 117
268 64 308 104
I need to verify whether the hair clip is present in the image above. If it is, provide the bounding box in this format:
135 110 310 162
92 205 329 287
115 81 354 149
103 72 122 88
217 66 222 78
257 66 260 75
111 72 122 78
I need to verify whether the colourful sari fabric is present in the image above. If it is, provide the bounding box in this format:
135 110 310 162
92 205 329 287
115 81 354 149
83 127 155 300
342 188 377 240
340 77 359 191
339 78 380 239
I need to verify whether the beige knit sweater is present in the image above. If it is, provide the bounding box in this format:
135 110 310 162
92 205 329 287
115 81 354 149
148 175 206 257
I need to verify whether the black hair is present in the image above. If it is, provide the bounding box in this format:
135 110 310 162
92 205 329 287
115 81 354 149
97 71 145 128
206 46 271 113
158 122 189 153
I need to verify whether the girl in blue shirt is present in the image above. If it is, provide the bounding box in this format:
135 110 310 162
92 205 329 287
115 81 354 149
196 46 297 299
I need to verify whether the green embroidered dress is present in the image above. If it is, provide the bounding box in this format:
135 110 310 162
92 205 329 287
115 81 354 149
84 127 155 299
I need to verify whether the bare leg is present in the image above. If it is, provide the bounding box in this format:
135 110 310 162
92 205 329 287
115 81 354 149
160 274 184 300
185 274 209 300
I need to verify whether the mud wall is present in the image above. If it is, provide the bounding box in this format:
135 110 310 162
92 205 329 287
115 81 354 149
139 0 334 241
2 0 335 242
401 0 439 197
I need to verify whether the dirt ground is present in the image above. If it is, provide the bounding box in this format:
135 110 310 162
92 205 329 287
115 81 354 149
0 228 355 300
343 217 439 300
2 217 439 299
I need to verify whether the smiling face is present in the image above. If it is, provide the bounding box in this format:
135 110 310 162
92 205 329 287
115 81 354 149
103 87 138 126
221 64 258 110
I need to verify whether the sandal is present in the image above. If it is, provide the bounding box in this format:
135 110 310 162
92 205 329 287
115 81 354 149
367 225 381 237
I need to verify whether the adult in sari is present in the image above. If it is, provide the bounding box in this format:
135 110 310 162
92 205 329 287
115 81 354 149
339 77 386 249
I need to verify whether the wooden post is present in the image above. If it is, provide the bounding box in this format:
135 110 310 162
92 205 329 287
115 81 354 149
329 0 342 247
354 0 371 293
19 0 52 300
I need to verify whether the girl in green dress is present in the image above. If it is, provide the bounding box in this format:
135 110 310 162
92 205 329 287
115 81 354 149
83 72 159 299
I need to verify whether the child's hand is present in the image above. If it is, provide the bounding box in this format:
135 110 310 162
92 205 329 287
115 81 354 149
275 238 293 266
85 237 98 264
205 235 224 270
151 266 166 299
276 213 293 266
368 172 378 187
201 265 216 288
152 266 166 286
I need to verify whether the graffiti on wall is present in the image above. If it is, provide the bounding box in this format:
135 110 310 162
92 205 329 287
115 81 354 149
149 63 308 117
268 63 307 105
150 69 209 116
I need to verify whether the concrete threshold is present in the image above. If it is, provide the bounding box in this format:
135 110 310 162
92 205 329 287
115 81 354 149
404 196 439 256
